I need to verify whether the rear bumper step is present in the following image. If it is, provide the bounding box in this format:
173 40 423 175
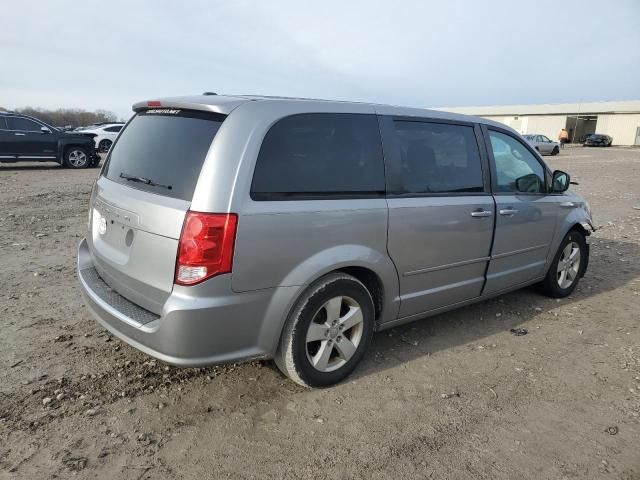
77 238 281 367
79 266 159 326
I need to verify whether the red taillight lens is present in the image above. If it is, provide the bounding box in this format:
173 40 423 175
147 100 162 107
175 212 238 286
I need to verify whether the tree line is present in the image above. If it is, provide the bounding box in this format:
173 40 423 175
0 106 119 127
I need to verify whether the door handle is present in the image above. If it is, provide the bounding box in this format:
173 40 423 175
14 133 26 136
560 202 576 208
470 210 493 218
499 208 519 216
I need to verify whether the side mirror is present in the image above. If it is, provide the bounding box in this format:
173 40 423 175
551 170 570 193
515 173 543 193
40 126 51 134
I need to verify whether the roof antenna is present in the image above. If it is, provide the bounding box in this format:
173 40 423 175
202 92 217 96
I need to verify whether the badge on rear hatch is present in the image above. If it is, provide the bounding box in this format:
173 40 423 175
145 109 181 115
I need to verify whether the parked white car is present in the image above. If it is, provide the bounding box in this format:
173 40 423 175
77 123 124 152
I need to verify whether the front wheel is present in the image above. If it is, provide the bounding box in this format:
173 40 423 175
63 147 90 169
275 272 375 388
538 230 587 298
98 139 112 153
551 146 560 155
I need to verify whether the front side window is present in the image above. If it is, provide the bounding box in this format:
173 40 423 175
489 130 546 193
251 113 385 199
392 121 484 194
0 117 7 130
105 126 122 132
7 117 41 132
540 135 551 142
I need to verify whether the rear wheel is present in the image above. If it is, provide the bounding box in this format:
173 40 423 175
98 139 112 153
63 147 90 169
538 230 587 298
275 273 375 388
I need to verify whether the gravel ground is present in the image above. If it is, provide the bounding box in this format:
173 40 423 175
1 147 639 479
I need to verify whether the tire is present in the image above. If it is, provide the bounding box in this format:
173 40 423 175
551 146 560 156
63 147 90 169
98 139 112 153
275 272 375 388
538 229 587 298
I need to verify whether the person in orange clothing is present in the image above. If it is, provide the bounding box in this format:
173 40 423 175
558 128 569 148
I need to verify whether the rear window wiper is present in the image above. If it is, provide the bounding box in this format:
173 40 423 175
119 172 172 190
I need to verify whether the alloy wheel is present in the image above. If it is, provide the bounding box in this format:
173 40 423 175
67 149 87 167
305 295 364 373
99 140 112 152
557 241 581 289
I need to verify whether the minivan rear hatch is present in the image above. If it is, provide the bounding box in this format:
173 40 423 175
87 108 226 315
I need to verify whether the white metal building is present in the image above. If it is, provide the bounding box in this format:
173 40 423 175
440 100 640 146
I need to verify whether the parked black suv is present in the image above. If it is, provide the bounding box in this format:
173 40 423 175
0 111 99 168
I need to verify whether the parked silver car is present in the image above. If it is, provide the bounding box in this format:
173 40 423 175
523 134 560 155
78 95 594 387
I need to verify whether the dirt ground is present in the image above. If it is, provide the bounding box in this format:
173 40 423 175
1 147 639 479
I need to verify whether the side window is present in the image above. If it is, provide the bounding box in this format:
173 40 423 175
391 121 484 194
251 113 385 199
7 117 42 132
0 117 7 130
541 135 551 142
489 130 546 193
105 126 122 132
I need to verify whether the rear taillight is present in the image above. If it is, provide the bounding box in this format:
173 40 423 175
175 211 238 286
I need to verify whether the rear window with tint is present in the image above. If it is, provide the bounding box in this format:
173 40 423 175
103 110 225 201
251 113 385 199
392 121 484 194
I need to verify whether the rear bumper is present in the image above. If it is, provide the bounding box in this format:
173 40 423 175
77 238 295 367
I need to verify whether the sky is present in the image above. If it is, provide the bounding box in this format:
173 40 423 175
1 0 639 120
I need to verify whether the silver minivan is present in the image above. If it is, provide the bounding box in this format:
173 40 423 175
78 94 594 387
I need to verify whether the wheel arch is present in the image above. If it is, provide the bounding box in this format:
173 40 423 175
277 245 400 325
335 266 385 322
259 248 400 357
569 222 591 238
58 140 92 159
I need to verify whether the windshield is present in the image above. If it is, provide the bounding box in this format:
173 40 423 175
103 109 226 201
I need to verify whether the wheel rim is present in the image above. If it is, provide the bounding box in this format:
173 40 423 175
305 295 364 373
557 241 581 289
68 150 87 167
100 140 112 152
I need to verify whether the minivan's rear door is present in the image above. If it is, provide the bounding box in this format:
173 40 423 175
87 109 225 314
381 116 495 318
